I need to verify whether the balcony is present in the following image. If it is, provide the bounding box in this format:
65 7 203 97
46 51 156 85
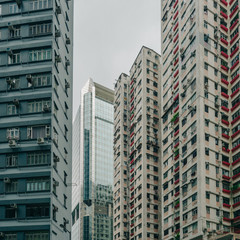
174 154 179 160
174 142 179 148
221 106 229 112
231 60 239 71
230 33 239 45
174 166 180 173
232 129 240 139
221 92 229 98
221 38 228 45
130 223 134 227
130 204 134 209
230 5 238 18
230 19 239 31
223 175 231 180
130 140 134 147
232 102 240 111
232 172 240 180
174 105 179 113
221 78 229 85
173 33 179 43
223 217 231 222
231 73 239 84
221 51 229 58
223 203 231 208
130 186 134 191
223 188 231 194
232 143 240 153
174 179 180 185
173 11 178 20
230 0 236 5
221 65 229 72
173 0 178 8
130 159 134 165
222 133 230 139
231 88 240 98
231 115 240 125
174 129 179 136
221 0 228 6
174 81 179 90
233 201 240 208
222 147 230 153
220 25 228 33
173 22 179 32
174 216 180 221
223 161 231 166
232 157 240 166
174 191 180 197
174 69 179 78
221 11 228 19
174 46 179 55
174 93 179 101
174 58 179 66
221 119 230 125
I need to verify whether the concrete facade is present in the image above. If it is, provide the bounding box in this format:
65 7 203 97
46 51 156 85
72 79 114 240
161 0 240 239
0 0 73 239
113 46 162 240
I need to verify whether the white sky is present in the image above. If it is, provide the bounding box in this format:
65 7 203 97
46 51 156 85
73 0 161 117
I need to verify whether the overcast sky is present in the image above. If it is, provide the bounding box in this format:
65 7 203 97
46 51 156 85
73 0 161 117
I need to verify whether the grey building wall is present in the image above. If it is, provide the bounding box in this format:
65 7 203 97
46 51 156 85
0 0 73 239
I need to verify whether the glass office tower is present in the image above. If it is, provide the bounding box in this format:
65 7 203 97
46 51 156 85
72 79 114 240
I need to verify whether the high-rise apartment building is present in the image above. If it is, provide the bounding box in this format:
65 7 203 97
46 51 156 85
113 46 162 240
161 0 240 239
0 0 73 239
72 79 114 240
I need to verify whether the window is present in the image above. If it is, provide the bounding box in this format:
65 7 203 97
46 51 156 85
25 232 49 240
205 105 209 113
29 23 52 36
29 0 51 10
27 178 50 192
7 128 19 140
30 74 51 87
206 177 210 184
4 234 17 240
27 152 49 165
26 204 50 218
27 125 50 139
29 49 51 62
28 100 51 113
7 104 17 115
9 26 21 38
5 180 18 193
9 4 20 14
6 154 18 167
5 206 16 219
6 77 19 90
64 194 67 208
8 52 20 64
205 148 209 156
206 191 210 199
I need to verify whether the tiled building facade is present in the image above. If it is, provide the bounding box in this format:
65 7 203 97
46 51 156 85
161 0 240 239
113 47 162 240
0 0 73 239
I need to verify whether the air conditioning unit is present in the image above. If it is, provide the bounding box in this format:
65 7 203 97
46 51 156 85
56 5 61 14
169 33 172 39
181 92 186 97
55 29 61 38
189 34 193 40
204 83 208 89
6 48 13 55
13 99 19 106
66 37 71 45
65 81 70 89
182 65 186 70
10 203 17 208
54 180 59 186
9 140 16 147
54 155 60 162
43 104 50 112
15 0 22 7
65 59 70 66
180 47 184 53
183 84 187 90
55 55 61 63
37 138 44 144
191 171 196 176
0 232 5 238
4 177 11 183
26 74 32 84
64 219 69 224
8 25 15 30
6 77 13 85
